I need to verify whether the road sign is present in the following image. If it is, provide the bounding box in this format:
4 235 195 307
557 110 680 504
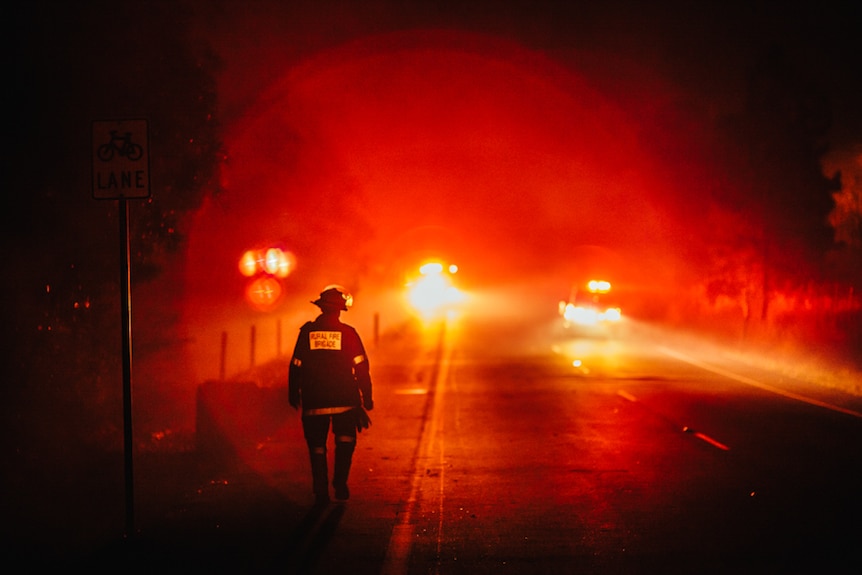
92 119 150 199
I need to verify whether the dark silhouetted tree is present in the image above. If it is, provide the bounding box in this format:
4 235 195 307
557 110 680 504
710 46 838 322
3 1 222 452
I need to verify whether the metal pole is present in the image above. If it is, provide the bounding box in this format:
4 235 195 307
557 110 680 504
276 318 282 356
250 324 256 368
119 199 135 538
219 331 227 380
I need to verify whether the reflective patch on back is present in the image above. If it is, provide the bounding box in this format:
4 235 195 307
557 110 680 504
310 330 342 350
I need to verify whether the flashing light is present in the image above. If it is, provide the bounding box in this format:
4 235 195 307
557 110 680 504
239 246 297 311
419 262 444 275
239 250 258 277
406 261 465 319
560 279 621 326
246 276 283 310
587 280 611 293
239 247 295 278
265 248 294 277
604 307 622 322
562 303 622 326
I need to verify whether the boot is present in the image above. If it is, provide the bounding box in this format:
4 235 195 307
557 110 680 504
332 440 355 501
309 451 330 506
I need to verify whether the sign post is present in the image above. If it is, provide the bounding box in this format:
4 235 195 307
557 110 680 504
92 119 150 538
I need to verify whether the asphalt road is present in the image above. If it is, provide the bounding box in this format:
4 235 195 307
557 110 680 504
16 313 862 574
369 316 862 575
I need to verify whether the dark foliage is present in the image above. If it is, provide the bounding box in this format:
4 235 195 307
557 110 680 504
3 1 222 451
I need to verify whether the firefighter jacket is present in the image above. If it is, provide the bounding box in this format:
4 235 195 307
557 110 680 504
288 313 373 415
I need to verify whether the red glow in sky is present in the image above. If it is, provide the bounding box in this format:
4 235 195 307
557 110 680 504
188 29 676 287
181 23 691 382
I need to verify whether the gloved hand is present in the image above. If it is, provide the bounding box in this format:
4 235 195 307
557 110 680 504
355 406 372 432
287 388 300 411
363 398 374 411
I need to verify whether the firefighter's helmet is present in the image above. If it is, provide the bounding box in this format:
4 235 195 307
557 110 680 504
311 285 353 311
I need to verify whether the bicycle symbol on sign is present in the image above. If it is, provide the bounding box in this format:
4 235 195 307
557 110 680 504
97 130 143 162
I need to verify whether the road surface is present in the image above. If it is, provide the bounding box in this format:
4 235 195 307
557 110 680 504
30 312 862 574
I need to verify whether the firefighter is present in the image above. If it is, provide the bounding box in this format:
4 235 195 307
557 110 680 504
288 285 374 505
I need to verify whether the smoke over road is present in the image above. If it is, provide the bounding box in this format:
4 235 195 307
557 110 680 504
173 0 861 385
182 23 688 378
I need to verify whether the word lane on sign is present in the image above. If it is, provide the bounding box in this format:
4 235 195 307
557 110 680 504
92 119 150 200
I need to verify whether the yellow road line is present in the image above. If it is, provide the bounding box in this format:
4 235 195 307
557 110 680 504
382 326 453 575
